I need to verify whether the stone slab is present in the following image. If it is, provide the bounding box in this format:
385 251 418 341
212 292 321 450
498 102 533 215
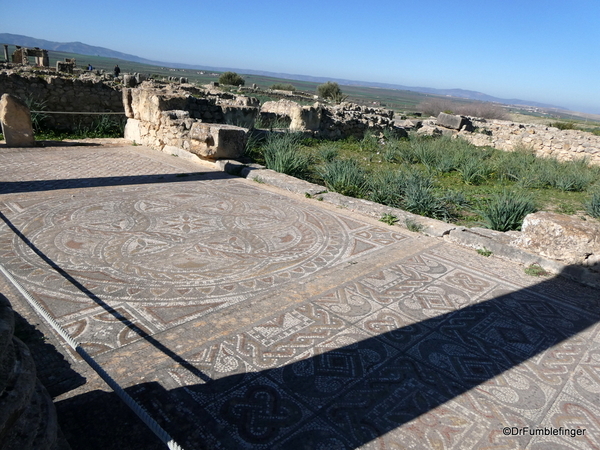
0 94 35 147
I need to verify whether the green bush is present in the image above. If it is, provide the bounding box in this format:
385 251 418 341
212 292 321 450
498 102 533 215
493 147 536 182
317 82 346 103
549 121 577 130
478 190 537 231
319 159 367 197
219 71 245 86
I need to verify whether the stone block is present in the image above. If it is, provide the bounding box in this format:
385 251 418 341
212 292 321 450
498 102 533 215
124 118 142 144
189 123 247 160
437 112 473 131
260 99 322 131
515 211 600 266
0 94 35 147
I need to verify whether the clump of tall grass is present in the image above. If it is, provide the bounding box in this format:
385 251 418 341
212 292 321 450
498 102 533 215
366 170 405 207
457 159 490 185
401 170 452 220
545 159 596 192
493 147 537 182
585 190 600 219
319 159 367 197
318 144 339 162
262 132 312 178
360 132 380 153
478 190 537 231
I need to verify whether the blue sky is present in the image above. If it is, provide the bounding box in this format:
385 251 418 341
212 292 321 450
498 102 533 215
3 0 599 113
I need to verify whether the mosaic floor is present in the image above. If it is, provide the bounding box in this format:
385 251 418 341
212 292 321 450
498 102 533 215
1 145 599 449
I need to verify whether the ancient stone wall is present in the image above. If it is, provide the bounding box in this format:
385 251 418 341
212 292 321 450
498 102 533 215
259 99 399 139
319 102 397 139
427 114 600 165
123 82 252 159
0 70 124 131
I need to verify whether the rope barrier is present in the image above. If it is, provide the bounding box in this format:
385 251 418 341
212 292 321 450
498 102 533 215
0 262 185 450
31 111 125 115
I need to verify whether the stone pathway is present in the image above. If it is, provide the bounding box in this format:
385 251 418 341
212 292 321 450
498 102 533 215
1 143 599 450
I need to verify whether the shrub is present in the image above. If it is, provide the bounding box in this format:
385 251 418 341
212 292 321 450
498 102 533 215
271 83 296 91
410 137 440 170
493 147 536 182
549 121 576 130
319 159 367 197
219 71 245 86
317 82 346 102
23 95 49 132
478 190 537 231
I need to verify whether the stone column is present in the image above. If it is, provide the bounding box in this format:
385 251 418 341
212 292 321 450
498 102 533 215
3 45 8 62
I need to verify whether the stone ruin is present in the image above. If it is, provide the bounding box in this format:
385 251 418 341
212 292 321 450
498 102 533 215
56 58 76 74
123 81 259 159
417 112 600 165
10 46 49 67
123 81 403 160
0 68 124 132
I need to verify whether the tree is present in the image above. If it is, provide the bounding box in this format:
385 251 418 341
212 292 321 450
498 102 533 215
219 71 245 86
317 81 346 103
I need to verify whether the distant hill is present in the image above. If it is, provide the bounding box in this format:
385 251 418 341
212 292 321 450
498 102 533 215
0 33 565 111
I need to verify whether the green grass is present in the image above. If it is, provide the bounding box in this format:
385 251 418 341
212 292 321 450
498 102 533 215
477 190 538 231
405 218 424 233
524 264 550 277
585 190 600 218
31 114 126 140
262 132 311 178
319 159 367 197
249 132 599 229
379 213 399 226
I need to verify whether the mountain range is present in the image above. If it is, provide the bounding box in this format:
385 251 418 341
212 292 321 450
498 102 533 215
0 33 564 110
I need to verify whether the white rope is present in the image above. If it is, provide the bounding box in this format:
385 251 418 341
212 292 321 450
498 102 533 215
31 111 124 115
0 263 185 450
